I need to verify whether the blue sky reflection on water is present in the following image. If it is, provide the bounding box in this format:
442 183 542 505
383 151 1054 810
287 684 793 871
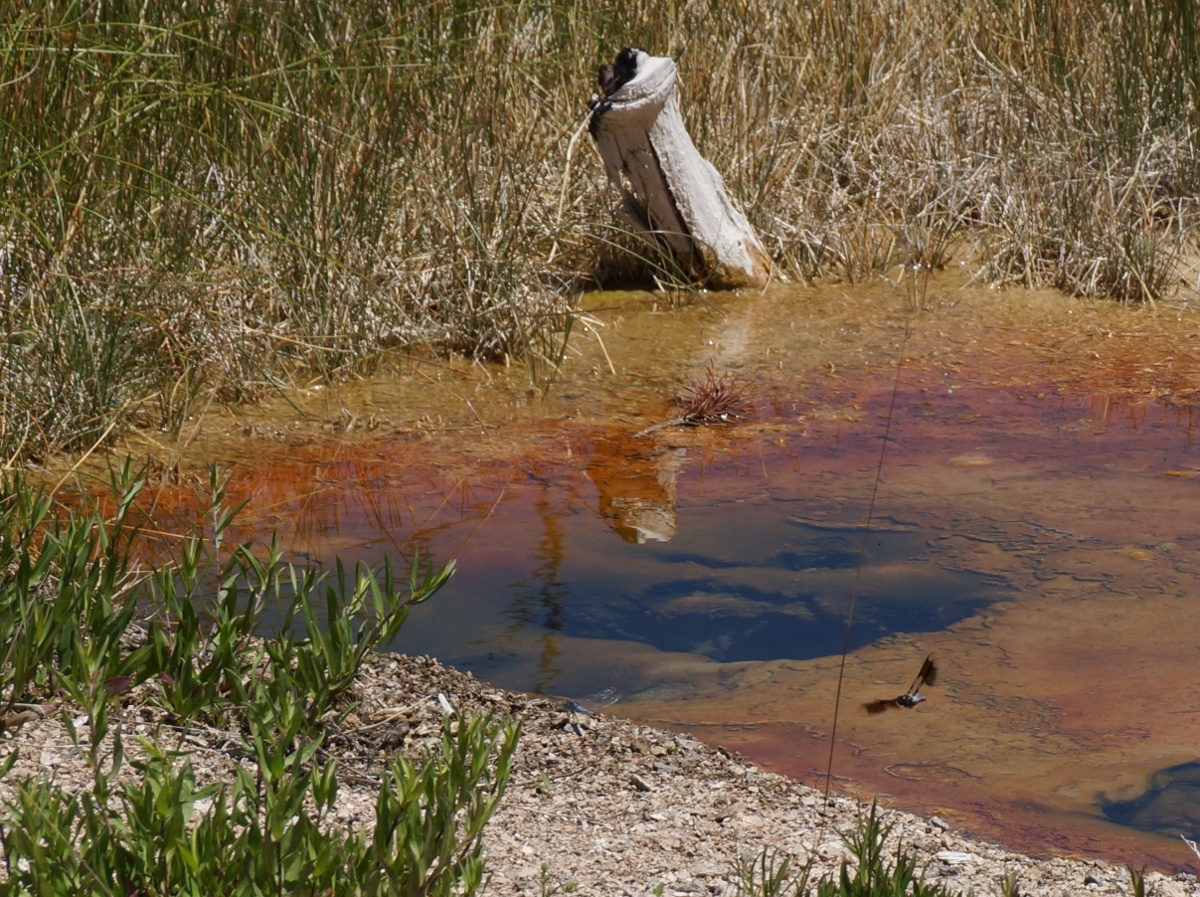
262 379 1200 869
386 490 1010 694
156 280 1200 870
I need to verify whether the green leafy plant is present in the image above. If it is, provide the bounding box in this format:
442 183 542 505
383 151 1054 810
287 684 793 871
354 713 520 896
738 801 962 897
140 470 272 724
735 846 815 897
136 466 455 741
0 716 517 897
0 460 148 762
271 552 455 733
818 801 958 897
0 467 512 896
1123 864 1146 897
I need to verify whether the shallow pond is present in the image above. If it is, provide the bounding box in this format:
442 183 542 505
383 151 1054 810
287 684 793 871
127 273 1200 871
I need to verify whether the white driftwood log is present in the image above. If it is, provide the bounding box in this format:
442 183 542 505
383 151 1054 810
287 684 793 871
589 48 771 289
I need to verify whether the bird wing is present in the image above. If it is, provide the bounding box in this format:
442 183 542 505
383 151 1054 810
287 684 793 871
910 654 937 692
862 699 898 714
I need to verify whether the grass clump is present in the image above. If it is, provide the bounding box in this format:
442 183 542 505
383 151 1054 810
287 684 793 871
0 465 516 896
5 0 1200 463
737 801 962 897
0 1 582 463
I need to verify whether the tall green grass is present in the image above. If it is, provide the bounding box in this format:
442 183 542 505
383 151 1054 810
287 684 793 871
3 0 1199 463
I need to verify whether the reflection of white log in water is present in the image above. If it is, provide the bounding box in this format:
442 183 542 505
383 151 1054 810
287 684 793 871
595 445 687 544
589 48 772 289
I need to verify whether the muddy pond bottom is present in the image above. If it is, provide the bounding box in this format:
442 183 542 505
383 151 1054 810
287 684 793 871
132 282 1200 872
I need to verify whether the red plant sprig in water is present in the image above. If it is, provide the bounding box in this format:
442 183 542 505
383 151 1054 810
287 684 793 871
674 365 752 426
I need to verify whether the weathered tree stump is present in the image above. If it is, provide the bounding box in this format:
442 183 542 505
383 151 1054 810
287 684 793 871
588 47 772 290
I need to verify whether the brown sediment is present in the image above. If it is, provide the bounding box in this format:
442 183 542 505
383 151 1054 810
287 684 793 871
61 273 1200 871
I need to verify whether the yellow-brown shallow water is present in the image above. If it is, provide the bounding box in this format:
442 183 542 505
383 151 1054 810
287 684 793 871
94 273 1200 871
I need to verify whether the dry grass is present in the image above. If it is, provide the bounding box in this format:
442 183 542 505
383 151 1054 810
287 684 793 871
3 0 1200 463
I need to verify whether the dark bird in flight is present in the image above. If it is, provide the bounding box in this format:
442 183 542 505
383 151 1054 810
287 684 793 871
863 654 938 713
